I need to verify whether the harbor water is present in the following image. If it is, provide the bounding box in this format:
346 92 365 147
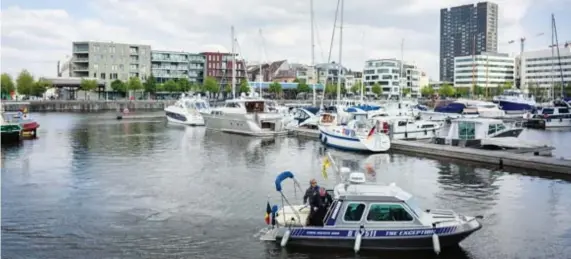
2 112 571 259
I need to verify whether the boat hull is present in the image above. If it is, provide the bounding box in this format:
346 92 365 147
165 110 204 126
202 113 287 137
318 127 390 152
275 227 479 251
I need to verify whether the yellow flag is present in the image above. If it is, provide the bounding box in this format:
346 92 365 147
322 157 330 179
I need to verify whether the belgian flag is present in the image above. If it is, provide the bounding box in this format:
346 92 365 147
265 201 271 225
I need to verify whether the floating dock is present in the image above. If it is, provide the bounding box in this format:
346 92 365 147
287 128 571 175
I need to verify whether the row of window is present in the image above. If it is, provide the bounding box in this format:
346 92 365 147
525 75 571 80
455 57 513 63
526 68 571 73
455 75 514 80
525 56 571 62
91 64 147 72
343 203 414 222
455 69 514 74
526 61 571 67
456 64 513 69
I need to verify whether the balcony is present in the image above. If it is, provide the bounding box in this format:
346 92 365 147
73 66 89 71
152 66 189 71
73 57 89 63
73 45 89 53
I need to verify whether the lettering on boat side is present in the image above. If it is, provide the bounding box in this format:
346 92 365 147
293 227 457 238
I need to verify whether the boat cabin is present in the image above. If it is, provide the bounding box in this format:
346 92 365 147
434 118 523 146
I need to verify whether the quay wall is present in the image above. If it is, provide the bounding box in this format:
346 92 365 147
1 100 176 112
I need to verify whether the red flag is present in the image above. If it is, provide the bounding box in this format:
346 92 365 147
367 126 376 139
264 201 271 224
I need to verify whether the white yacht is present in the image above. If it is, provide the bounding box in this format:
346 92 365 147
420 99 505 121
201 93 287 137
370 115 442 140
164 93 211 126
532 100 571 128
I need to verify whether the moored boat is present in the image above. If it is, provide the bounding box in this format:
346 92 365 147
260 170 483 253
318 112 391 152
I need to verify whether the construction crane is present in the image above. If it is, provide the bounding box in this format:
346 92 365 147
507 32 545 55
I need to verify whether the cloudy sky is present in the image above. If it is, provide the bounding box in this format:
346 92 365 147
1 0 570 81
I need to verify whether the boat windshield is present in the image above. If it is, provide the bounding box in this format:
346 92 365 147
404 197 425 218
194 101 208 110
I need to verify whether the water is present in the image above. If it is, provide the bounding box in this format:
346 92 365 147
2 112 571 259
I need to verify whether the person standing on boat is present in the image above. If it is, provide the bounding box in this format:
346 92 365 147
308 187 332 226
303 178 319 204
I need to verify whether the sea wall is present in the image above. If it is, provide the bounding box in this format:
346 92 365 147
1 100 176 112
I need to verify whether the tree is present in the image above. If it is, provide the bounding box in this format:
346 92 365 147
144 74 157 95
177 78 191 92
350 82 363 94
268 81 282 98
1 73 16 99
239 78 250 93
472 84 484 96
371 83 382 96
156 83 165 92
163 79 179 92
203 76 219 98
421 86 434 97
32 78 52 97
16 70 35 96
456 87 470 97
111 79 127 95
224 83 232 95
296 80 310 93
402 88 411 96
438 84 456 97
127 77 143 91
80 79 98 99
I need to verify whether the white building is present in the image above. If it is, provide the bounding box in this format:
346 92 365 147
520 44 571 93
453 52 515 89
363 59 421 98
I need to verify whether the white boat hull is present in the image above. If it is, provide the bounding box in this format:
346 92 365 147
318 126 390 152
419 111 476 121
202 113 287 137
545 117 571 128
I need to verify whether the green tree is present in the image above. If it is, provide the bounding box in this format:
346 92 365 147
127 77 143 91
224 83 232 95
32 78 52 97
1 73 16 99
80 79 99 99
156 83 165 92
163 79 179 92
177 78 191 92
472 84 484 96
502 81 513 90
438 84 456 97
421 86 434 97
203 76 219 98
191 83 204 92
144 74 157 95
16 70 35 96
111 79 127 95
239 78 250 93
371 83 382 96
296 80 310 93
268 81 282 98
402 88 411 96
350 82 364 94
456 87 470 97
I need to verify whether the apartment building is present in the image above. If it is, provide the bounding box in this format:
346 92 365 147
440 2 499 82
363 59 421 98
520 44 571 92
453 52 515 88
201 52 246 87
71 41 151 90
151 51 205 84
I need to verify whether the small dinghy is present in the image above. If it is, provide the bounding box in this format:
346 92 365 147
260 169 483 253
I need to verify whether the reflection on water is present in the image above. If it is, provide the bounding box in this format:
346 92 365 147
2 112 571 259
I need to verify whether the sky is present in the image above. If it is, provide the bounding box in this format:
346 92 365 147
1 0 570 81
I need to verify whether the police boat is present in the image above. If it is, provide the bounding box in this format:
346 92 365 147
260 170 483 254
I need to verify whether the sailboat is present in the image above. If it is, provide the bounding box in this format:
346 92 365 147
317 0 391 152
201 27 287 137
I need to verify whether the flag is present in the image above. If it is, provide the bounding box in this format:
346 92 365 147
367 126 376 139
322 156 330 179
265 201 271 225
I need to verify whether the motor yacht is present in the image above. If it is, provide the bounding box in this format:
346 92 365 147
164 93 211 126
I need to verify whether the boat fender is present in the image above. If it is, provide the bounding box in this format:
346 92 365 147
432 223 441 254
280 230 291 247
354 225 364 253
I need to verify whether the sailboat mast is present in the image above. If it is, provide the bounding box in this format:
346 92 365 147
259 28 263 97
310 0 316 106
400 38 404 100
336 0 344 105
231 26 236 99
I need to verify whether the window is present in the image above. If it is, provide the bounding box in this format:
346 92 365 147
343 203 366 222
366 204 413 222
458 121 476 140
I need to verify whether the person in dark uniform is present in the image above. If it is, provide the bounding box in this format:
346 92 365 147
308 187 333 226
303 178 319 204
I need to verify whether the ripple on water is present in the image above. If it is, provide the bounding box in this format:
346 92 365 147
2 112 571 259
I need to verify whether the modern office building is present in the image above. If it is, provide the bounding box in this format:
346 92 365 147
520 44 571 92
71 41 152 90
314 62 348 86
440 2 499 82
453 52 515 88
201 52 246 87
363 59 421 98
150 51 205 84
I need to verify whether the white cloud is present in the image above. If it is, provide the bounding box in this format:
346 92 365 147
0 0 557 81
